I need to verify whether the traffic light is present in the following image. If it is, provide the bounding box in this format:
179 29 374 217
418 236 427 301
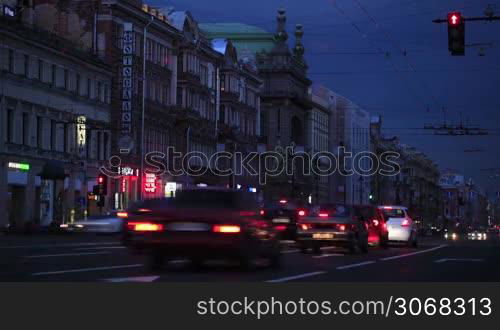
97 174 108 195
447 12 465 55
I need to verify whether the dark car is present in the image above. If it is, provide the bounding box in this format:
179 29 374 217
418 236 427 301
353 205 389 248
296 203 369 254
122 189 281 270
261 199 311 240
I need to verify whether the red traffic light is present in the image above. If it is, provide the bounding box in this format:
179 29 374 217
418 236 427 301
447 12 462 26
98 175 104 184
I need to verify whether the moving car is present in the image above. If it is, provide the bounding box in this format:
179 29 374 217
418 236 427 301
468 227 488 240
353 205 389 247
378 206 418 247
443 222 467 241
60 211 126 234
261 199 311 240
122 188 281 270
296 203 369 254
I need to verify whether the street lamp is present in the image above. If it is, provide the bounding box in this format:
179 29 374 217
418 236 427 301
140 14 154 201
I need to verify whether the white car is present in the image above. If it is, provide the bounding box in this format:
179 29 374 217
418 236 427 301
60 212 126 234
378 206 418 247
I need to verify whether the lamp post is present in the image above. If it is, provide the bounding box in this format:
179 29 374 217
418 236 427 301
139 14 154 201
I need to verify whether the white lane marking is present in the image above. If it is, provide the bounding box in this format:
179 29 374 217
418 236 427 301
75 247 127 251
32 264 144 276
104 276 160 283
24 252 110 258
312 253 344 259
434 258 484 263
282 249 300 254
266 271 326 283
0 242 119 249
380 244 448 261
336 261 376 270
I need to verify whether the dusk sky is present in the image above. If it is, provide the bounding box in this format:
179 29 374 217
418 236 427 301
151 0 500 192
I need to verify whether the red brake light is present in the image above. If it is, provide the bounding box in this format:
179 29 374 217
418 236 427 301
213 225 241 234
372 219 379 226
260 210 265 216
401 219 410 227
339 224 346 231
127 222 164 232
275 225 287 231
298 209 306 217
138 208 152 213
279 199 287 204
117 212 128 218
319 212 329 218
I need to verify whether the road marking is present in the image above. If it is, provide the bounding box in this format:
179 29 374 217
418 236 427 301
104 276 160 283
282 249 300 254
336 261 376 270
32 264 143 276
266 271 326 283
24 252 110 258
312 253 344 259
0 242 119 249
434 258 484 263
380 244 447 261
75 246 127 251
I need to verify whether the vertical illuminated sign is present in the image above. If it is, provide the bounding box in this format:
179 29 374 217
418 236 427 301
144 173 157 194
76 116 86 158
120 23 134 153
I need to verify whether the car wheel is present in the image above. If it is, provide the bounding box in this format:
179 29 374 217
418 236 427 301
149 251 165 271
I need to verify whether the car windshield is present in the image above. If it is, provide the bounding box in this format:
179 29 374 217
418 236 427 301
381 208 406 218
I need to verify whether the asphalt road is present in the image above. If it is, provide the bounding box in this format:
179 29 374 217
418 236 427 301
0 234 498 282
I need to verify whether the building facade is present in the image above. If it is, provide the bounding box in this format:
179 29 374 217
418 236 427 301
0 8 112 229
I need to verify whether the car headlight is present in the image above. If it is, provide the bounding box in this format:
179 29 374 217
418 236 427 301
452 233 457 239
444 233 448 239
60 224 69 228
75 224 84 228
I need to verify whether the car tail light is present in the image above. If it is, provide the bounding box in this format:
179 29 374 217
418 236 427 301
401 219 410 227
338 224 347 231
117 212 128 218
279 199 287 204
127 222 164 232
319 212 329 218
298 209 307 217
382 223 388 230
372 219 379 226
259 210 265 216
213 225 241 234
300 223 311 231
275 225 287 231
137 208 152 213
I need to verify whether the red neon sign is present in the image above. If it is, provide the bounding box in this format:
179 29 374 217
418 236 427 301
144 173 157 194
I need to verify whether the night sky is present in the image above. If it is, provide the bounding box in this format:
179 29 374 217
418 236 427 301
151 0 500 193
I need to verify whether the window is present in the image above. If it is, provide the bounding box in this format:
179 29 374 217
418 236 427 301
220 74 225 92
97 82 102 101
87 78 91 98
8 49 14 73
76 74 81 95
22 113 29 145
24 54 29 77
50 120 57 151
36 116 43 148
64 69 69 89
6 109 14 143
38 59 43 81
51 64 57 86
103 83 108 103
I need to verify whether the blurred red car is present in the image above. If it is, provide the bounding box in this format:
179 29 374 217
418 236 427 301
122 188 282 270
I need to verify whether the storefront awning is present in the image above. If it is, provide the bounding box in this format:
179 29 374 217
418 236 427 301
38 160 67 180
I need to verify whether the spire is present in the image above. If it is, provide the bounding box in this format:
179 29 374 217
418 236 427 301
294 24 305 59
275 7 288 44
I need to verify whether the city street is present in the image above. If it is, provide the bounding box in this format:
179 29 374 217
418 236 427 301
1 234 498 282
